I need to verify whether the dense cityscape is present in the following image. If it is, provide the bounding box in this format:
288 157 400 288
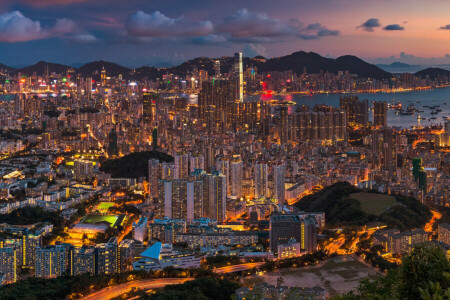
0 1 450 300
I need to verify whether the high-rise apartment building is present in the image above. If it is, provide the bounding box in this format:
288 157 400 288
174 153 189 179
254 162 269 198
143 93 157 125
0 248 17 284
230 156 244 198
95 238 118 275
35 244 71 278
273 162 286 204
70 246 95 276
373 101 388 127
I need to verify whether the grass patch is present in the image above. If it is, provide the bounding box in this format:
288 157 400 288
350 192 397 215
96 202 115 213
81 214 119 227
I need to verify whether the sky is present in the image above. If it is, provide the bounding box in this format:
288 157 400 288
2 0 450 68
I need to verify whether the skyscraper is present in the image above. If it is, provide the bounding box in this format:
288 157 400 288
234 52 243 102
213 60 220 77
70 246 95 276
254 161 268 198
339 96 368 127
230 156 244 198
143 93 157 125
273 162 286 204
279 106 289 145
0 248 17 284
95 238 118 275
35 244 71 278
174 153 189 179
373 101 388 127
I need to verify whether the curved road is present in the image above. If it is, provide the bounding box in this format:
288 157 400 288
83 278 193 300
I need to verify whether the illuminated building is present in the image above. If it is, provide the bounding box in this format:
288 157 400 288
230 156 244 198
279 106 289 144
0 248 16 284
373 101 387 127
95 237 118 275
148 159 160 198
158 179 203 223
132 217 148 243
70 246 95 276
438 223 450 246
339 96 369 127
100 67 106 86
191 169 227 222
176 231 258 248
216 156 230 195
213 60 220 77
269 213 318 254
174 153 189 179
277 239 301 260
387 229 428 254
234 52 244 102
35 244 71 279
254 161 269 198
133 242 201 272
189 154 205 173
107 129 118 157
142 93 157 125
148 218 186 244
118 239 135 273
294 109 346 141
273 162 286 204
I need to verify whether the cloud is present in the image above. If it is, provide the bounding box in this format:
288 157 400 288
400 52 415 59
69 33 97 43
299 23 339 40
126 11 214 37
217 8 298 39
190 34 227 45
243 44 267 57
439 24 450 30
383 24 404 31
0 11 78 42
358 18 380 32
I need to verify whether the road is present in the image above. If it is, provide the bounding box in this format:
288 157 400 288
214 262 265 274
82 278 193 300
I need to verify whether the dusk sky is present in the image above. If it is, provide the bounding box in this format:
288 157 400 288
2 0 450 67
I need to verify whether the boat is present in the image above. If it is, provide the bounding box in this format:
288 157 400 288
431 117 437 120
431 110 438 115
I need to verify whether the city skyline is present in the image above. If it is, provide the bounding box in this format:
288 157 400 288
2 0 450 67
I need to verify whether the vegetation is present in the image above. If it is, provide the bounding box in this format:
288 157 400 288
141 277 240 300
349 192 396 216
204 255 241 269
0 206 64 227
335 244 450 300
100 151 173 178
295 182 432 230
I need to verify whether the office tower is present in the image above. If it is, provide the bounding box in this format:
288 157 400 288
216 156 230 195
412 158 422 181
340 96 368 127
158 179 203 223
273 162 286 204
35 244 71 278
234 52 244 102
300 218 318 253
373 101 388 127
148 159 160 198
70 246 95 276
254 162 269 198
143 93 157 125
279 106 289 144
189 154 205 173
107 129 118 157
118 239 135 273
230 156 244 198
0 248 17 284
101 67 106 86
419 170 427 192
270 213 302 253
133 217 148 242
95 238 118 275
152 127 158 151
214 60 220 77
174 153 189 179
270 213 318 254
382 128 400 176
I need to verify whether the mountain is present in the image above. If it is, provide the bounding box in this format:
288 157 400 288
239 51 390 80
0 63 16 73
77 60 131 78
377 62 419 69
19 61 73 76
414 67 450 79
